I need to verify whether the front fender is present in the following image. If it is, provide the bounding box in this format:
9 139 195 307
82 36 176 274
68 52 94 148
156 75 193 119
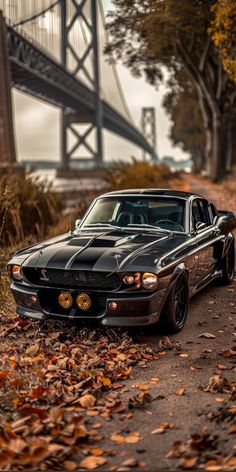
221 233 235 260
158 264 189 313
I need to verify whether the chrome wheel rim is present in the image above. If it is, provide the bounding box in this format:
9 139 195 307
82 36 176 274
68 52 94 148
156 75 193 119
174 277 188 327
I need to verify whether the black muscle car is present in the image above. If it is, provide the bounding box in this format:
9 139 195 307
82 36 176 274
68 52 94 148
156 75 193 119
7 189 236 333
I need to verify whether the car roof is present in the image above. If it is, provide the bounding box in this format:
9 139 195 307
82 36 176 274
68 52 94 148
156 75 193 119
102 189 204 200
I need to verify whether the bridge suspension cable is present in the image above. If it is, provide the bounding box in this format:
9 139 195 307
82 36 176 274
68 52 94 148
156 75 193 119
98 0 134 125
12 0 60 28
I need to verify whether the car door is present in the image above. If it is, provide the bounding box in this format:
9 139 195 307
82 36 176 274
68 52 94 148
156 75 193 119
191 198 218 286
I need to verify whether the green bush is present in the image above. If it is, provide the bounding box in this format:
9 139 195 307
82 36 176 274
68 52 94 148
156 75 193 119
104 159 174 191
0 173 62 247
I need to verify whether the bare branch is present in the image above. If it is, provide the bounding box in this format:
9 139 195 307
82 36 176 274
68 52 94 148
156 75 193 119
177 42 219 116
199 36 211 72
188 31 195 53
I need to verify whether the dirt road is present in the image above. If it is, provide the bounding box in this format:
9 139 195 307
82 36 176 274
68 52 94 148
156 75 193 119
95 176 236 471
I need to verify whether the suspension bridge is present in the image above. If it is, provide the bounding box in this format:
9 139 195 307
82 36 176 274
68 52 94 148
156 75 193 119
0 0 158 174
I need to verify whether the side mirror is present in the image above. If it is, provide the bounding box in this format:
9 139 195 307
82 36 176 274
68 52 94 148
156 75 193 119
196 222 206 232
75 219 81 229
215 211 236 234
192 219 206 233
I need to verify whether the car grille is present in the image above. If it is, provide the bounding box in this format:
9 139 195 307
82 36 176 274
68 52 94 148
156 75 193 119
23 268 121 291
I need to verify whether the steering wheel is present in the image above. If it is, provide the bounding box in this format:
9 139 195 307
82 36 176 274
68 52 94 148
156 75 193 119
155 219 176 226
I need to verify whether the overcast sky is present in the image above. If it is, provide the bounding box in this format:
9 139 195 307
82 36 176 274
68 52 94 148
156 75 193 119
12 0 189 164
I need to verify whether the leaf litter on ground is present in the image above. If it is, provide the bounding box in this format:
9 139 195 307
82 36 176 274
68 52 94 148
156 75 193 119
0 317 166 470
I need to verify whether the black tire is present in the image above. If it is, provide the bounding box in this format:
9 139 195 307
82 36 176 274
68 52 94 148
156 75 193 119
159 273 189 333
220 239 235 285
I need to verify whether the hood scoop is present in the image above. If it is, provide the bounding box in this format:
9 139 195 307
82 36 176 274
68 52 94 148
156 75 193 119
89 233 139 248
68 238 91 247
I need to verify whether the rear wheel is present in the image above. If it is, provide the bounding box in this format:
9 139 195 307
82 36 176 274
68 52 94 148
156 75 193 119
159 274 189 333
221 240 235 285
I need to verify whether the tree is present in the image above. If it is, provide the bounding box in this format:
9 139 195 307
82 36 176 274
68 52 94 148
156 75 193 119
210 0 236 84
163 72 205 173
106 0 236 181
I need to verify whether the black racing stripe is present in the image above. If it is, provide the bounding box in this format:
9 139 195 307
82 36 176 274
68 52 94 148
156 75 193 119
69 247 112 271
24 244 84 269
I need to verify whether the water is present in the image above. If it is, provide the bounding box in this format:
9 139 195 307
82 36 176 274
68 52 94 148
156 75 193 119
31 169 104 193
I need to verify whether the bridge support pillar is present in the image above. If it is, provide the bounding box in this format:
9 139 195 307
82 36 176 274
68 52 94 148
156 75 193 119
141 107 158 162
0 11 19 174
60 0 103 170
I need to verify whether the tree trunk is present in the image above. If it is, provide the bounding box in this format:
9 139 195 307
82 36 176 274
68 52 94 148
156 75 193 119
196 86 212 176
231 125 236 167
191 147 204 173
211 112 223 182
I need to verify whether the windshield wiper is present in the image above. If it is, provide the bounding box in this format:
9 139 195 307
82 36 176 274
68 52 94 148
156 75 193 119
81 223 123 231
127 224 171 233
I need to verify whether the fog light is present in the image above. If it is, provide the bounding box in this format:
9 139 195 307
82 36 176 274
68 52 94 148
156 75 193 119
31 295 37 304
123 275 135 285
58 292 73 309
76 293 91 311
109 301 117 311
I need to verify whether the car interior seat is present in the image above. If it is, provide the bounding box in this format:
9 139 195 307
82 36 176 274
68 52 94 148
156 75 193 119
116 212 132 226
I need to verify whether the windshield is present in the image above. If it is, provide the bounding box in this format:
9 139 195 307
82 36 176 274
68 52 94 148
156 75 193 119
79 196 186 232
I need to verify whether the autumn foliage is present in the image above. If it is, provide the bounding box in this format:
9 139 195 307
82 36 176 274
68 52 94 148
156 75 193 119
106 0 236 181
104 159 177 192
210 0 236 84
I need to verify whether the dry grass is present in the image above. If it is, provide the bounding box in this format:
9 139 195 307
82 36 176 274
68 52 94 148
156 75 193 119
0 173 62 247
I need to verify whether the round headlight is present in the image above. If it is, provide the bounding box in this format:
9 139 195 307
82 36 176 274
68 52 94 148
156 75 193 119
142 272 158 290
11 265 23 281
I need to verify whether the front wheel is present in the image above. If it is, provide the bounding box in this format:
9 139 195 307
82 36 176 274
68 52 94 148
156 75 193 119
159 274 189 333
220 239 235 285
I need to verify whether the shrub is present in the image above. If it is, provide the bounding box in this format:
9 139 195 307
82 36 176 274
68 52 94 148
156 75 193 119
0 173 62 247
104 159 175 191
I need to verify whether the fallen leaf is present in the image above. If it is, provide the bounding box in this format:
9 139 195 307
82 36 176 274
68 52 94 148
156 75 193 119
151 427 165 435
121 458 138 467
179 456 198 469
79 456 107 469
216 364 228 370
63 460 77 471
198 333 215 339
201 374 233 394
90 448 104 456
79 394 96 408
132 383 150 391
126 431 141 443
111 431 141 444
175 387 185 396
229 424 236 434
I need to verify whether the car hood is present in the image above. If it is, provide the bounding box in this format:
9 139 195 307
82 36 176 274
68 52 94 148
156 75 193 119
14 229 187 273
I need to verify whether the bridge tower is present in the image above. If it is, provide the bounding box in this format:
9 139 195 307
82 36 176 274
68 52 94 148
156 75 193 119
0 11 16 172
141 107 157 161
60 0 103 169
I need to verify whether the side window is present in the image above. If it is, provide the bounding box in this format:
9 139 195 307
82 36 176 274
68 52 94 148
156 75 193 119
198 200 211 225
192 200 202 224
192 199 211 228
209 203 218 222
